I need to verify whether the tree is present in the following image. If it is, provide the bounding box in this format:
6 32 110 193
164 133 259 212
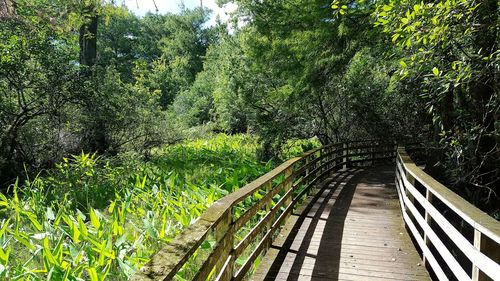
98 7 140 81
153 8 215 106
225 0 423 159
0 3 78 183
0 1 191 183
373 0 499 208
174 32 248 133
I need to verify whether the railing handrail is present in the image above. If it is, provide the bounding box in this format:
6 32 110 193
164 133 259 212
129 156 304 281
396 147 500 281
131 140 396 281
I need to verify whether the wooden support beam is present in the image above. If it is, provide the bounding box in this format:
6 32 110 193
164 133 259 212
422 188 433 268
472 230 499 281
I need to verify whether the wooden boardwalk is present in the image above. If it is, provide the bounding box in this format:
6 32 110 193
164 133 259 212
133 144 499 281
252 166 431 281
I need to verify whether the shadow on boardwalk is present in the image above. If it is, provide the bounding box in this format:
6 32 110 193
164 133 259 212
253 167 430 281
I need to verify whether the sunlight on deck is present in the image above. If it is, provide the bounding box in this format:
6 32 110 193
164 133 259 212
253 167 431 281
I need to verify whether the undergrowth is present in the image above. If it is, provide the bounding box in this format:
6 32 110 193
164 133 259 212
0 134 271 280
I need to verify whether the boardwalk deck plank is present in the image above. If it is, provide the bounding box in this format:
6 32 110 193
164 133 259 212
252 166 431 281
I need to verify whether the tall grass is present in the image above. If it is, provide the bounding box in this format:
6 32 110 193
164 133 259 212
0 134 271 280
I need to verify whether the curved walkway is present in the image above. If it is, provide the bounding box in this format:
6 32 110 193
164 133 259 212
252 166 431 281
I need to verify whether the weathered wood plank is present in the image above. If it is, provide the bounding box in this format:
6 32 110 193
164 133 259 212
130 218 213 281
252 167 431 281
233 185 294 257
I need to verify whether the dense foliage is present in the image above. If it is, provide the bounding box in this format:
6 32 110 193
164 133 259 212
0 134 272 280
372 0 499 209
0 1 214 184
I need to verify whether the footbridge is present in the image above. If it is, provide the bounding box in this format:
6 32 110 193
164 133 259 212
131 141 500 281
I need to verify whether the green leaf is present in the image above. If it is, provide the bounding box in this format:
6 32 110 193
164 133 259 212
108 201 116 213
399 60 408 68
201 240 212 249
0 219 10 239
89 208 101 229
71 222 81 244
112 220 122 236
10 231 36 251
432 67 439 76
22 211 43 232
0 247 10 263
43 237 58 266
78 215 88 238
88 267 99 281
118 258 135 277
0 193 8 207
378 18 389 25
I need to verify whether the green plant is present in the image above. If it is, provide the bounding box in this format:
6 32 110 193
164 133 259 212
0 134 271 280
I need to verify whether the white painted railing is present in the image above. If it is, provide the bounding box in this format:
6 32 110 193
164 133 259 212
396 148 500 281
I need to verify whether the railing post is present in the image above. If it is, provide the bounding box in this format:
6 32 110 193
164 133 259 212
405 171 415 204
322 147 328 170
371 142 376 166
305 154 310 180
392 141 397 165
319 148 325 172
343 142 348 169
330 146 335 169
324 147 328 169
472 230 499 281
310 152 316 172
215 211 234 281
404 168 417 223
284 167 294 219
326 146 335 169
422 188 433 267
264 182 273 231
395 151 406 215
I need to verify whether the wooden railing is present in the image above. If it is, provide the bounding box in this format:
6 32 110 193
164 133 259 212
396 148 500 281
131 140 395 281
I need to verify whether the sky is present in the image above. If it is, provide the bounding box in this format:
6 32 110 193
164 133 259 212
123 0 237 26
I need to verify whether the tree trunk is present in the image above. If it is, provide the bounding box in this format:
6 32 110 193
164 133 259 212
79 10 98 67
79 4 107 153
0 0 15 19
